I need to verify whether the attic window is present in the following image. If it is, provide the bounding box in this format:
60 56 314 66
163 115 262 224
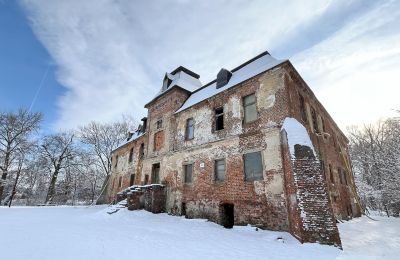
163 76 172 90
216 68 232 89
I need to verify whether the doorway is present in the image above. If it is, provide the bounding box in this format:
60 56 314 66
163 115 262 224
220 203 234 228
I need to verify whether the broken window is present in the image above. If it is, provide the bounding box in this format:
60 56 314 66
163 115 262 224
128 147 134 163
243 94 257 123
130 174 135 186
215 107 224 131
118 176 122 188
299 94 307 122
311 107 319 133
156 119 163 129
215 159 225 182
139 143 145 159
152 163 160 184
329 164 334 183
185 118 194 140
244 151 263 181
184 164 193 183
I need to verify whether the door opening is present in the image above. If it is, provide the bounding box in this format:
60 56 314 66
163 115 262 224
220 203 234 228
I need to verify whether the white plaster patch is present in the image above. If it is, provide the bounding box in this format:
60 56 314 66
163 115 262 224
253 181 265 195
265 94 276 109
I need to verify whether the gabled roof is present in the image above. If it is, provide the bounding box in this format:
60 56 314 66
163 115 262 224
175 51 286 113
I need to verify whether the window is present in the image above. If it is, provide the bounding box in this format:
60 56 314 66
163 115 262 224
144 174 149 185
299 94 307 122
244 151 263 181
128 148 134 162
343 170 348 185
243 94 257 123
139 143 145 159
152 163 160 184
185 118 194 140
214 159 225 182
184 164 193 183
156 119 163 129
118 176 122 188
114 155 119 168
329 164 334 183
311 107 319 133
130 174 135 186
321 117 326 133
215 107 224 130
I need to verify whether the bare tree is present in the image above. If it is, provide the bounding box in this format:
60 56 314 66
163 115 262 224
0 109 42 203
79 118 136 203
40 132 75 204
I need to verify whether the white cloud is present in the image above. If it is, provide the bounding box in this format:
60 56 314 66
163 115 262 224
291 0 400 131
19 0 399 131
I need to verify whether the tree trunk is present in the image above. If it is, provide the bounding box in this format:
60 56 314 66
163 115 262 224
8 170 21 207
0 151 11 203
45 167 60 204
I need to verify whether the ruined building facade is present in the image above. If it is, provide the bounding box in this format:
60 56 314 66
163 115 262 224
105 51 361 246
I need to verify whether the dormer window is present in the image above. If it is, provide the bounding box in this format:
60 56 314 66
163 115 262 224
216 68 232 89
163 75 172 91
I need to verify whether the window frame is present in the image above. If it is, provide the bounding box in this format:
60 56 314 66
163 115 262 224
128 147 134 163
243 93 258 124
243 151 264 182
183 163 193 184
214 158 226 182
185 118 194 140
156 119 163 129
214 107 224 131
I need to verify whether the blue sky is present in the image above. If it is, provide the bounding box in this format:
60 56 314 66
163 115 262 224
1 0 399 132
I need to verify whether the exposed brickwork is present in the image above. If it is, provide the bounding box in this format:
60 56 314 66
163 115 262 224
105 54 360 247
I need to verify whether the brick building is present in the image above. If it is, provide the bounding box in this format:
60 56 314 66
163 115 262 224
105 51 361 246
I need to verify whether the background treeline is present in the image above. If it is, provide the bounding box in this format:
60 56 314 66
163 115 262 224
348 112 400 217
0 109 136 206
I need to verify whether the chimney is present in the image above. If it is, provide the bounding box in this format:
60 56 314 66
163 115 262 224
141 117 148 132
216 68 232 89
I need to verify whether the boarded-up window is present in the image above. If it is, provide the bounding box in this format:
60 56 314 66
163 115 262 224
215 107 224 130
128 148 134 162
244 151 263 181
243 94 257 123
184 164 193 183
152 163 160 184
215 159 225 181
154 131 164 151
130 174 135 186
185 118 194 140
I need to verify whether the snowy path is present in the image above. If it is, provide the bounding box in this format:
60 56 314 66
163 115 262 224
0 206 399 260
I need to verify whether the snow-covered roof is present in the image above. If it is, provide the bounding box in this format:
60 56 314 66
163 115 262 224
281 117 316 158
146 67 202 107
112 130 145 153
175 52 286 113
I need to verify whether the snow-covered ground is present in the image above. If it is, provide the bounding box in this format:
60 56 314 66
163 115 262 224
0 206 399 260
